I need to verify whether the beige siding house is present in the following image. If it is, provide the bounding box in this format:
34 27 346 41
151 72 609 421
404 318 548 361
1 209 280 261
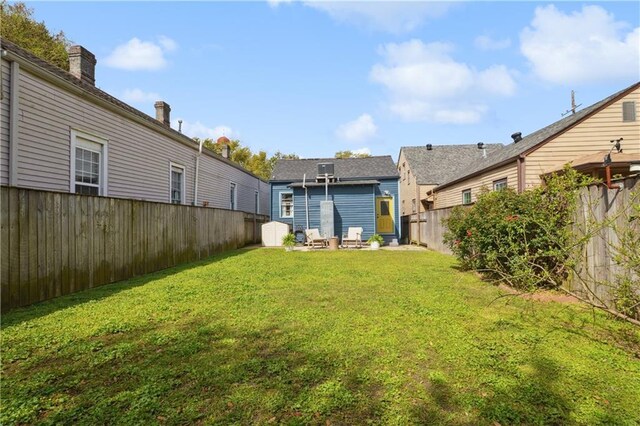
431 82 640 209
397 144 503 215
0 40 269 214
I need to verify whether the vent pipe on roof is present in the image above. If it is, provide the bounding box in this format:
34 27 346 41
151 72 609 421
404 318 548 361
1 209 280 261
477 142 486 158
426 144 432 150
511 132 522 143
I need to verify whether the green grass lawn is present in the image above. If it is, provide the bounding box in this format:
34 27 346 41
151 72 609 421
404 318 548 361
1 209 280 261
2 248 639 425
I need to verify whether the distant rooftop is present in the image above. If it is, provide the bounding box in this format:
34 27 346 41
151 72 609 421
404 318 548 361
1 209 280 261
400 144 504 185
271 156 399 181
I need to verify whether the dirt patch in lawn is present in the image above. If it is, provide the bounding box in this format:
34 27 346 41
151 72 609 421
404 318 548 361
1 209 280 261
497 284 580 304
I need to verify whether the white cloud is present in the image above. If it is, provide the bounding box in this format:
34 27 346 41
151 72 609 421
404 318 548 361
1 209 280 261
121 88 160 104
477 65 517 96
177 120 234 140
158 35 178 52
370 39 516 124
474 35 511 50
304 2 453 33
267 0 293 7
336 114 378 142
521 5 640 84
104 36 178 71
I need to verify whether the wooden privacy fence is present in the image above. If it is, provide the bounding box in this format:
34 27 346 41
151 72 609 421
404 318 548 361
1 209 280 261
406 208 456 254
568 176 639 306
1 186 268 311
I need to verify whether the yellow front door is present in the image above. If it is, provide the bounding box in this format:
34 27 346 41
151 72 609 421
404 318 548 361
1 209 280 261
376 196 394 234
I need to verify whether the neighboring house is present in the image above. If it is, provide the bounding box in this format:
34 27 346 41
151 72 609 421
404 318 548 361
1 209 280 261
270 156 400 243
0 40 269 214
429 81 640 209
397 144 503 215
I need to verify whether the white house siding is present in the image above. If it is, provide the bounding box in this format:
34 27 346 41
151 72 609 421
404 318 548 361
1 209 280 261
0 59 10 185
198 157 268 213
10 64 269 214
524 87 640 188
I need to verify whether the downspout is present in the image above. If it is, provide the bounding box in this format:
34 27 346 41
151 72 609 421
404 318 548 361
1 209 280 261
9 61 19 186
303 174 309 230
415 176 420 246
194 139 204 205
517 155 526 193
325 172 328 201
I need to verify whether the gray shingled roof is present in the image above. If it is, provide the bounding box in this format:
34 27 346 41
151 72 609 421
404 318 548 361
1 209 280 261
1 39 266 182
436 81 640 190
401 144 503 185
271 156 399 181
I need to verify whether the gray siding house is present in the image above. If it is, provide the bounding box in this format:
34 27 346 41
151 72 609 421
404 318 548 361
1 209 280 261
0 40 269 214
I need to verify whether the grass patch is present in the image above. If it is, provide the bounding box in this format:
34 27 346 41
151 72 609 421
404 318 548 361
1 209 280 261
2 248 639 424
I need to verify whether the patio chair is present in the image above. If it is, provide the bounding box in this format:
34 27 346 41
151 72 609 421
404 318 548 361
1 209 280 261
342 227 363 248
305 228 328 248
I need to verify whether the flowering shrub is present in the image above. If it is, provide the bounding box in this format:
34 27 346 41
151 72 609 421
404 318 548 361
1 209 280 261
444 167 594 290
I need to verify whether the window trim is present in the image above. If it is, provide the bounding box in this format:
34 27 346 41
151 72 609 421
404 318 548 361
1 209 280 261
493 178 508 191
462 189 472 205
279 191 294 218
229 182 237 210
169 162 186 204
70 128 108 196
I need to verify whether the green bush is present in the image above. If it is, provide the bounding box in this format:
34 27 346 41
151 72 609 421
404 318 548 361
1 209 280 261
444 167 594 290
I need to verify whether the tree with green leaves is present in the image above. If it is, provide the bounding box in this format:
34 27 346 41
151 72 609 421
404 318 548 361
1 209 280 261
193 138 297 181
0 1 70 69
335 150 371 159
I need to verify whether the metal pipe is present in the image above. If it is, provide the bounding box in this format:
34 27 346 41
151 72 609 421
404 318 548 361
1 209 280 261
325 172 328 201
194 139 205 205
605 165 620 190
303 174 309 230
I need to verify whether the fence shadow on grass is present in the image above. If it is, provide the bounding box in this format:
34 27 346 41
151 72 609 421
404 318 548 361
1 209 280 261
1 248 258 329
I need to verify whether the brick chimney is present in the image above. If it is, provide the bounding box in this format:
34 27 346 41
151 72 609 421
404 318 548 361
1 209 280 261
68 45 96 86
154 101 171 127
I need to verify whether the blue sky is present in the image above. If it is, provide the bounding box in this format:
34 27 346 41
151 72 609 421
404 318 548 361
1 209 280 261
28 1 640 158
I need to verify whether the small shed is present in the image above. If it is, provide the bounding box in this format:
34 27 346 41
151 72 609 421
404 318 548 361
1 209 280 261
261 221 291 247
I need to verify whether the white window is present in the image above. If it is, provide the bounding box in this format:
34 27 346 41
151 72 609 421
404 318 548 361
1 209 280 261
230 182 237 210
70 129 108 196
170 163 185 204
623 101 636 122
280 192 293 218
493 178 508 191
462 189 472 205
412 198 416 213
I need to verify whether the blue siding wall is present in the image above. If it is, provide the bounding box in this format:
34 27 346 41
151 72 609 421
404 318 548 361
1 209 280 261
270 178 400 243
270 183 294 226
291 184 376 239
